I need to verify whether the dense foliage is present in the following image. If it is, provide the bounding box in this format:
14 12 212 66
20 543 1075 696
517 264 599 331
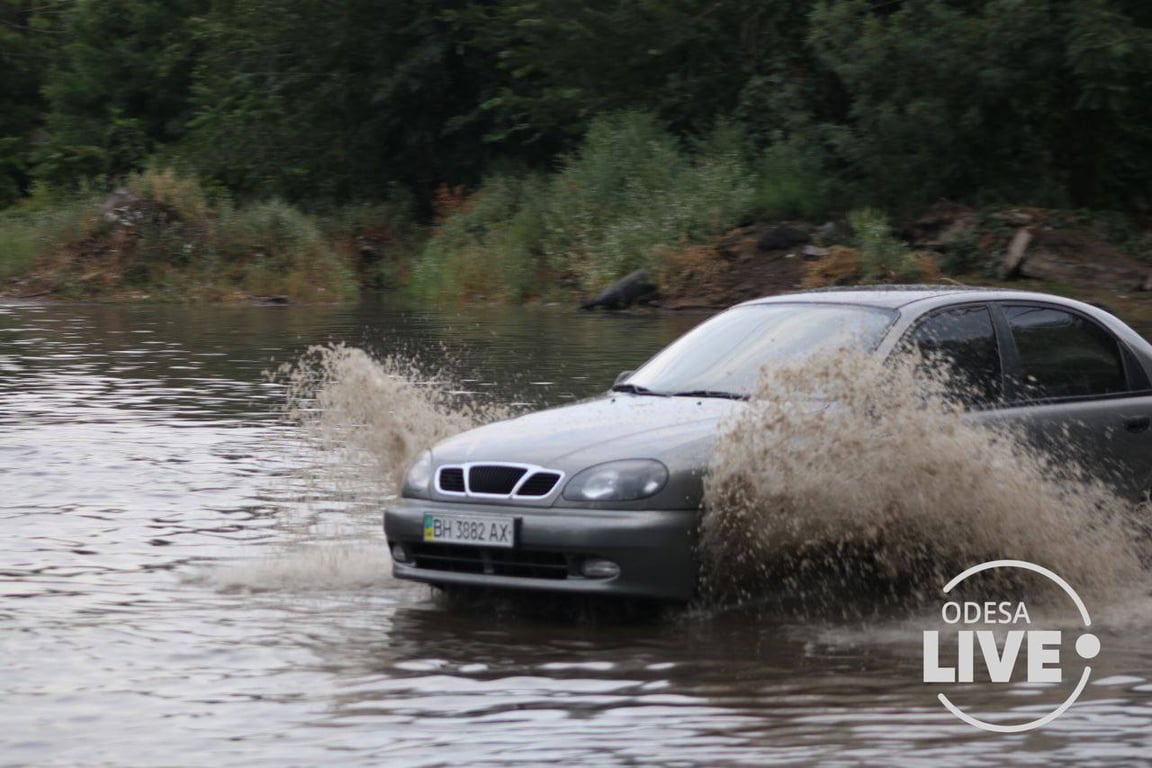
1 0 1149 212
2 0 1151 299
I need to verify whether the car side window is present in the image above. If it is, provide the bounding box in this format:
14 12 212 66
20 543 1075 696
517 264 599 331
1002 305 1127 400
905 305 1002 407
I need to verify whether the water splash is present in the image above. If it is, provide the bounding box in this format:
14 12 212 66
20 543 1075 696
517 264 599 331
209 544 398 593
207 344 513 593
278 344 512 493
212 343 1151 615
700 351 1150 613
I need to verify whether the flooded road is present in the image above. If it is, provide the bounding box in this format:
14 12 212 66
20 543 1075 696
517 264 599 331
2 298 1151 767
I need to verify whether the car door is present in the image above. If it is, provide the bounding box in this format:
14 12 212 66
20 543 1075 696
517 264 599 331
900 301 1152 502
983 302 1152 502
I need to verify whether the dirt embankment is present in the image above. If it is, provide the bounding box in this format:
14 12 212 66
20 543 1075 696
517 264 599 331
652 205 1152 330
7 189 1151 334
1 184 363 303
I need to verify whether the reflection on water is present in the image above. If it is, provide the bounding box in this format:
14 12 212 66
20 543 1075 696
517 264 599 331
1 297 1150 767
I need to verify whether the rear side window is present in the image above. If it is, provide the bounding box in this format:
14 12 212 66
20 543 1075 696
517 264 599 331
905 305 1002 407
1003 305 1126 399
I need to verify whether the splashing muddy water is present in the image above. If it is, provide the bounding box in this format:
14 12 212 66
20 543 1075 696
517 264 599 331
702 351 1151 610
277 343 513 492
210 344 514 592
240 342 1151 615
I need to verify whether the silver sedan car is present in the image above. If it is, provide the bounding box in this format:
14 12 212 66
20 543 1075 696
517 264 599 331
384 286 1152 601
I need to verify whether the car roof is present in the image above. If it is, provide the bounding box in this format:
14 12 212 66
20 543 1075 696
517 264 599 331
738 284 1088 310
733 284 1152 374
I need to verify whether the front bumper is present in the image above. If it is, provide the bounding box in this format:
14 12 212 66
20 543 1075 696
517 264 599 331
384 499 699 601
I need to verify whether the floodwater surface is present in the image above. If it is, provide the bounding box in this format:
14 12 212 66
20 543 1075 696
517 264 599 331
2 298 1151 767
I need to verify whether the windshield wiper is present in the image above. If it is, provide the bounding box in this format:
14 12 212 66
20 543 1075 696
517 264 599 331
610 383 669 396
669 389 748 401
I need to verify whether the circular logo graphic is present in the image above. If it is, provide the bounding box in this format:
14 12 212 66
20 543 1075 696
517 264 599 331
925 559 1098 733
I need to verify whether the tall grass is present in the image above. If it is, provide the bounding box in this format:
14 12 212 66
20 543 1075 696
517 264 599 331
316 199 422 289
411 175 546 301
542 113 757 288
754 141 835 219
415 111 821 300
850 208 931 282
127 164 222 222
0 167 359 301
215 200 355 299
0 221 40 280
0 195 99 280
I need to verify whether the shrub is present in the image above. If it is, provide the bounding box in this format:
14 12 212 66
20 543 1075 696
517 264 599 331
849 208 930 282
217 200 355 300
316 198 422 290
753 141 836 220
541 111 756 290
412 174 547 301
126 165 220 223
413 112 764 300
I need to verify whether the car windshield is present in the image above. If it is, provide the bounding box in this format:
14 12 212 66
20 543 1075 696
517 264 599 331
622 303 896 397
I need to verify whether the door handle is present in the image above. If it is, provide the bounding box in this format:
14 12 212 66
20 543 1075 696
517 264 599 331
1124 415 1151 434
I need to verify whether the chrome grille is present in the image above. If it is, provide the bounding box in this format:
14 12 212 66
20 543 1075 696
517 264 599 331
435 463 565 498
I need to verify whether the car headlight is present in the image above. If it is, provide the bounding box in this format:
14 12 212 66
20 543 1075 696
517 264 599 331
402 450 433 497
562 459 668 502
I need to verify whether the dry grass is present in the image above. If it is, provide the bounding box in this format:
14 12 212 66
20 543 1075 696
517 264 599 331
803 246 938 289
802 245 866 288
0 169 357 302
126 166 215 223
655 241 729 297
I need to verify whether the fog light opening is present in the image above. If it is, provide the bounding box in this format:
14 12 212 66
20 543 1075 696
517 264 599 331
390 543 411 564
580 558 620 580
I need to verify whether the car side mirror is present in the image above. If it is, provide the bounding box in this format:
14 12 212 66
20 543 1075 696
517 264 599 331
614 370 634 386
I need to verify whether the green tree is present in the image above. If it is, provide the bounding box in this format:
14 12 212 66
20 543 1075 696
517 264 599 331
1062 0 1152 206
186 0 499 204
809 0 1152 209
36 0 206 185
457 0 815 158
0 0 54 205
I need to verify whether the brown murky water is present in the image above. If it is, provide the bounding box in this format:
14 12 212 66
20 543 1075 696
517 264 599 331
2 297 1151 767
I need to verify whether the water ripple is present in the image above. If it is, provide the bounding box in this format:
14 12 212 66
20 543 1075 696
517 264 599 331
1 300 1149 767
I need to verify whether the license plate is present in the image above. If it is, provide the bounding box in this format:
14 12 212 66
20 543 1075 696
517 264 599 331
423 513 515 548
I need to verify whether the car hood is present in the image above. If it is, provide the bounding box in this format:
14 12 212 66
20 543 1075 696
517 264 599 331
431 393 740 470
